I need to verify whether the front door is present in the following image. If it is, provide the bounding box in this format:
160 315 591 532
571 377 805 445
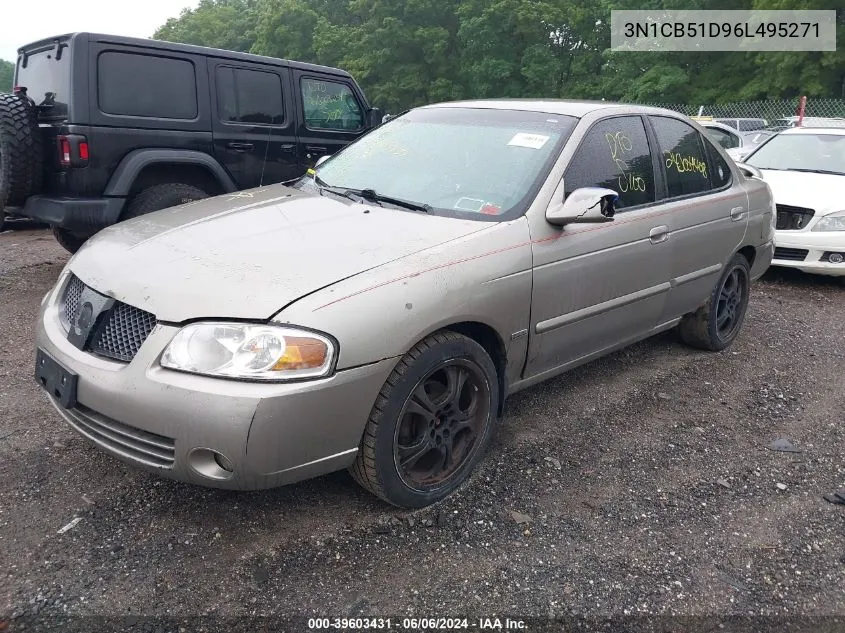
210 61 300 189
524 115 674 380
293 72 368 169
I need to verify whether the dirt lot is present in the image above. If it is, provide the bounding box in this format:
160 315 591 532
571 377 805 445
1 227 844 631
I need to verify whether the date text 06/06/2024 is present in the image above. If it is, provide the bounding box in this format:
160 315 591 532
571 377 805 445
307 617 528 630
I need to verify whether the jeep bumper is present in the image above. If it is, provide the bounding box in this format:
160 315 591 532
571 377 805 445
21 196 125 235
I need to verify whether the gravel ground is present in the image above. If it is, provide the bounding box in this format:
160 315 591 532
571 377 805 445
1 228 844 632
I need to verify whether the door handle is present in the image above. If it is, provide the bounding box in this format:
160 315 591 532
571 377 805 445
227 142 254 152
649 225 670 244
730 206 746 221
280 143 296 153
305 145 328 158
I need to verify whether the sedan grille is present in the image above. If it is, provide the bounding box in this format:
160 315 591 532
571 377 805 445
62 403 175 468
776 204 814 230
60 275 157 363
773 247 809 262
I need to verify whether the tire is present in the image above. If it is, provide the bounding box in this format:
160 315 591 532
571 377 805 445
679 253 751 351
350 331 499 508
123 183 209 221
0 93 43 209
52 227 89 254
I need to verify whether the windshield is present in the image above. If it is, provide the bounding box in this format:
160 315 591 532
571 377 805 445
298 107 578 220
746 133 845 175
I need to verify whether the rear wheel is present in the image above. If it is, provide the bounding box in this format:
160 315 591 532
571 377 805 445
52 227 89 254
350 331 499 508
679 253 751 351
124 183 209 221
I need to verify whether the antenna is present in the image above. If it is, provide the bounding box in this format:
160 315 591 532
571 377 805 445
258 125 272 187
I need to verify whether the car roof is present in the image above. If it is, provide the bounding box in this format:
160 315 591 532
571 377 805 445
18 32 354 78
781 126 845 136
422 99 685 118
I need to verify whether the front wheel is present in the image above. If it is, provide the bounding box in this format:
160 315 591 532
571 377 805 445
350 331 499 508
679 253 751 351
52 227 89 254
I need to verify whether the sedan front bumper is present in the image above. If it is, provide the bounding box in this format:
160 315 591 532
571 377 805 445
36 283 398 490
773 230 845 277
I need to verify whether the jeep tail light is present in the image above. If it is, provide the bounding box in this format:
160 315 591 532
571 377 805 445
58 136 71 166
56 135 89 168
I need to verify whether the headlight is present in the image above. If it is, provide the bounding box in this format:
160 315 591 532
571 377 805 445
812 211 845 232
161 323 336 381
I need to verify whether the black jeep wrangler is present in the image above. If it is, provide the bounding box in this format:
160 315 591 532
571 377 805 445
0 32 381 252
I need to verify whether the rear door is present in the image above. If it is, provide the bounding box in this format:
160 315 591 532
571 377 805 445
210 60 299 189
646 115 749 319
291 71 367 169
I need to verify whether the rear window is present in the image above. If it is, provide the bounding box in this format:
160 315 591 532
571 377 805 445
15 43 71 120
98 52 197 119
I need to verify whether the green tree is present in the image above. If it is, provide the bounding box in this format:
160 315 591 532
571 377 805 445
0 60 14 93
154 0 259 52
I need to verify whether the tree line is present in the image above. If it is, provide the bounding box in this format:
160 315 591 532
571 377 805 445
0 60 13 92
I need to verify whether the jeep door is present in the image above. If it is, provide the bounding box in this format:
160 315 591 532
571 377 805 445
292 71 368 169
524 114 674 379
210 61 300 188
646 115 749 319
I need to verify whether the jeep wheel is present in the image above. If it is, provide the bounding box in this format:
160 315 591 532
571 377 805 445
678 253 751 351
52 227 89 254
0 93 43 208
350 331 499 508
124 184 209 221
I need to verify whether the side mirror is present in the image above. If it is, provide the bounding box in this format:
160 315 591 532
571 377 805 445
315 155 331 168
368 107 383 128
546 187 618 226
735 162 762 179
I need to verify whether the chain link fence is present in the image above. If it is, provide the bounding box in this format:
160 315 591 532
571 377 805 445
641 98 845 128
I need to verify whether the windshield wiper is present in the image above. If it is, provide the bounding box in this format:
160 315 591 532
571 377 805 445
356 188 432 213
313 174 360 203
787 168 844 176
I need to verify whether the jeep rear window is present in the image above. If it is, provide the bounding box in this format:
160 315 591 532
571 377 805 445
98 52 197 120
15 44 71 120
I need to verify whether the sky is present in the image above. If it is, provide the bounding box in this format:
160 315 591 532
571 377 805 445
0 0 199 62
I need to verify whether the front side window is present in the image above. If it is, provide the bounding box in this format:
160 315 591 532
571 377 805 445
651 116 712 198
216 66 284 125
303 107 578 220
564 116 656 210
301 78 363 131
746 133 845 175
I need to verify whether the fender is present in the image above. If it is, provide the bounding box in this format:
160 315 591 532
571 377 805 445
103 149 238 197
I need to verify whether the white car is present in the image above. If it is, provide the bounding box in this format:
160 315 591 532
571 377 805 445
743 127 845 279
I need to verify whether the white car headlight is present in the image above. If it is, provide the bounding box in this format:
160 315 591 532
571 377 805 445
812 211 845 232
161 322 336 381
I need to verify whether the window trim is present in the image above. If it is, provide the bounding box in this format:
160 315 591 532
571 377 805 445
97 50 199 121
646 115 733 204
563 114 660 214
299 75 365 134
214 64 287 128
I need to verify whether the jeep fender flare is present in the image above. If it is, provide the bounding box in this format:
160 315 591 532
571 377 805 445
104 149 238 198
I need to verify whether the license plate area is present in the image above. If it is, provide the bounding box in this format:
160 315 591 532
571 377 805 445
35 348 78 409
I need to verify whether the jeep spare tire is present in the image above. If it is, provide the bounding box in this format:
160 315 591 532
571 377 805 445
0 93 43 212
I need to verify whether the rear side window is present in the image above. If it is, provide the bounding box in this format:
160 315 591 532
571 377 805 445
651 116 712 198
98 52 197 119
216 66 284 125
301 78 364 131
564 116 655 210
705 127 740 149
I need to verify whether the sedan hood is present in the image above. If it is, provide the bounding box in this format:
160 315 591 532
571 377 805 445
759 169 845 216
70 186 489 322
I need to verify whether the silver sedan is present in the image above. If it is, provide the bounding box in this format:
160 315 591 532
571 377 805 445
35 100 774 507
